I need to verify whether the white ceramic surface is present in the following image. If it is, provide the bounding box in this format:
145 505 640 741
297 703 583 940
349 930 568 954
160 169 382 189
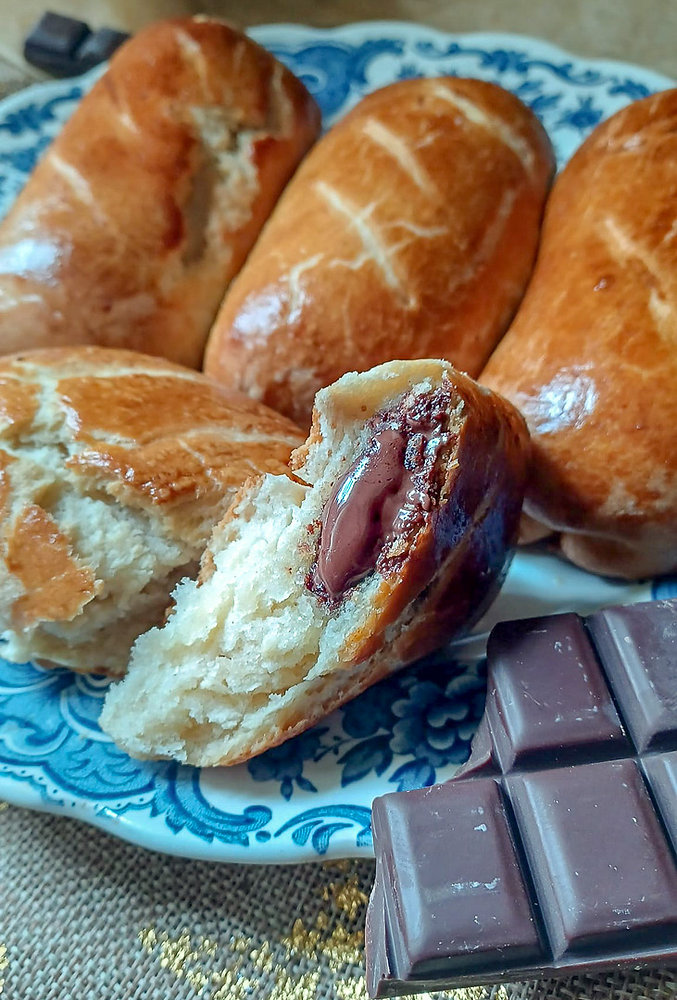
0 22 674 863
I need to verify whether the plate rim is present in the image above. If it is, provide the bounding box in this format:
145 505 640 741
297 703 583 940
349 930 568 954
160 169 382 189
251 20 676 90
0 20 671 865
0 21 673 113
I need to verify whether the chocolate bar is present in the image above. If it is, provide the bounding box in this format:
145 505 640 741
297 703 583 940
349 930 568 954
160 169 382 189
366 598 677 996
24 12 129 77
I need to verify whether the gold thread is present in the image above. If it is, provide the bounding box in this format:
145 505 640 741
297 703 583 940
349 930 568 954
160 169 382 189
137 864 376 999
323 872 370 921
284 916 364 968
0 943 8 996
138 927 157 952
0 802 8 813
323 859 353 873
335 974 371 1000
267 970 322 1000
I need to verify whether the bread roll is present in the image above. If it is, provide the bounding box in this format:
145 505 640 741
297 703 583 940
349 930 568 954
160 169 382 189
0 347 303 675
0 17 320 366
202 77 554 426
481 89 677 580
100 359 529 766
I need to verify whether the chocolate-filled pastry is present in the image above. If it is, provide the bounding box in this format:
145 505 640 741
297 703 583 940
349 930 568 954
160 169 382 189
100 360 529 766
0 347 303 675
0 17 320 366
481 89 677 580
203 77 554 426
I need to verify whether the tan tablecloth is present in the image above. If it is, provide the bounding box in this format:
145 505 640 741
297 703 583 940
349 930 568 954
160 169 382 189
0 0 675 81
0 5 676 998
2 801 677 1000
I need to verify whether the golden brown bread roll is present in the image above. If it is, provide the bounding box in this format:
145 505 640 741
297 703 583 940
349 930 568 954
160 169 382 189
481 89 677 580
0 17 320 366
100 360 529 766
0 347 303 674
202 77 555 426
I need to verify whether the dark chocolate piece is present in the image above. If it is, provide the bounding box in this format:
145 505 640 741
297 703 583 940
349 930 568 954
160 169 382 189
481 613 631 771
507 760 677 959
311 385 453 602
370 780 542 980
588 602 677 752
75 28 131 72
643 752 677 853
24 12 129 77
366 598 677 996
315 428 410 599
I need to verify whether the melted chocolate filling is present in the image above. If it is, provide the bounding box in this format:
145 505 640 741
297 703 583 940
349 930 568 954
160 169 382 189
309 384 455 604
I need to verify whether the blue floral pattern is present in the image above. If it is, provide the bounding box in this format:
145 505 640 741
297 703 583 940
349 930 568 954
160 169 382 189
652 576 677 600
387 662 487 789
247 657 486 797
0 24 670 860
247 728 331 799
267 39 404 117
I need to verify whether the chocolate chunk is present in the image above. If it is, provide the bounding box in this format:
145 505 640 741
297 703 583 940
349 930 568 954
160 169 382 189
24 12 91 76
369 780 542 981
507 760 677 959
310 385 453 603
588 601 677 751
24 12 129 77
643 752 677 853
76 28 131 72
483 613 630 771
315 428 410 600
366 598 677 996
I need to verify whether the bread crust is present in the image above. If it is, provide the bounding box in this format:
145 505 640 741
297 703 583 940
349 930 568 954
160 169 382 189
203 77 554 425
0 17 320 367
0 346 303 671
101 359 530 766
226 368 530 765
481 89 677 579
299 361 530 666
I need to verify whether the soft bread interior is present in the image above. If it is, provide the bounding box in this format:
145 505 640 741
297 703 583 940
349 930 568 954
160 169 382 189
2 492 197 675
0 394 205 674
0 448 201 674
0 351 301 676
100 361 465 765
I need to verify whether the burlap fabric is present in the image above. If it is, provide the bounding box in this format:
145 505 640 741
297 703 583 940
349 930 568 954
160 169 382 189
0 49 676 1000
0 50 40 101
1 801 676 999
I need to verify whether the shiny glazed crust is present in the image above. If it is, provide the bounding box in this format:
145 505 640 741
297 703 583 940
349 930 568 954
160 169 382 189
0 346 303 673
481 89 677 579
203 77 555 426
0 17 320 367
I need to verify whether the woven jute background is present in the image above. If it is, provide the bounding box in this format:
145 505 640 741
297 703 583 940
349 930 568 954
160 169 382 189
0 41 676 1000
2 802 677 1000
0 53 39 101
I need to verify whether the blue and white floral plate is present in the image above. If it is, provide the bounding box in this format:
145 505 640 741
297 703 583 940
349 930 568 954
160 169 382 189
0 22 675 863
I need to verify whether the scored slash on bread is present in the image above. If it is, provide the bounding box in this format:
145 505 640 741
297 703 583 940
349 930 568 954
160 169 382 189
203 76 555 426
481 88 677 579
0 16 320 366
0 347 303 675
100 360 530 767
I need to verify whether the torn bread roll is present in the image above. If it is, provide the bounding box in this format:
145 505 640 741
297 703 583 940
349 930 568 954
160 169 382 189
100 359 529 766
203 77 555 426
481 89 677 580
0 347 303 675
0 17 320 366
